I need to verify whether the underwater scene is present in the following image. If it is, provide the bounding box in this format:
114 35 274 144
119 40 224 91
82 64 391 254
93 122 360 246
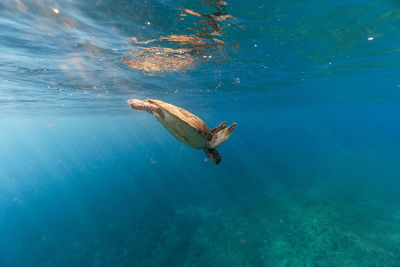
1 0 400 266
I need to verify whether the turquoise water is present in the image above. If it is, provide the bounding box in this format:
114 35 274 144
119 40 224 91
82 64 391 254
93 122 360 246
2 0 400 266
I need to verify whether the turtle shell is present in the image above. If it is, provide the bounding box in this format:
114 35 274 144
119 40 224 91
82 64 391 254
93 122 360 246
146 99 211 148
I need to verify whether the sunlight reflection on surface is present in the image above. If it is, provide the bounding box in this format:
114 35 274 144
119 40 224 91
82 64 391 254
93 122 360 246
122 0 242 74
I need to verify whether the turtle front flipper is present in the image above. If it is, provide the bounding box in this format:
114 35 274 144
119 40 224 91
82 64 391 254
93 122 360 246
128 99 161 115
211 121 227 135
208 122 236 149
204 148 221 164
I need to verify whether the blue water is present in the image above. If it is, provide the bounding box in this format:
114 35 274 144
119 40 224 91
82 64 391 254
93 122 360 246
2 0 400 266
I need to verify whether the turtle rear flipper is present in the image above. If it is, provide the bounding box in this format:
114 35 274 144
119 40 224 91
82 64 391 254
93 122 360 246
204 148 221 164
211 121 227 134
208 123 236 149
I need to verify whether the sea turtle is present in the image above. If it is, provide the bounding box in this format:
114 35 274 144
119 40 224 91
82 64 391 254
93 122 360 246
128 99 236 164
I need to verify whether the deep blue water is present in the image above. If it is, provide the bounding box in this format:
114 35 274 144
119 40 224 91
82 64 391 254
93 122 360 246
1 0 400 266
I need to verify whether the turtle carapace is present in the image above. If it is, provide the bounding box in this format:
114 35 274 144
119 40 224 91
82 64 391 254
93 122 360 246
128 99 236 164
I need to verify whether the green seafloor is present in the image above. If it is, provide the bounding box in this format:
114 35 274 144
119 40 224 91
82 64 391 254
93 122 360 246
2 0 400 266
2 105 400 266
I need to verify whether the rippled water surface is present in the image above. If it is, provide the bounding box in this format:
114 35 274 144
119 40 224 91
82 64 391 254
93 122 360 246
1 0 400 266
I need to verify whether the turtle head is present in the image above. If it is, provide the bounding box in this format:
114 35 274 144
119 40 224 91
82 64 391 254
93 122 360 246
204 148 221 164
207 122 236 149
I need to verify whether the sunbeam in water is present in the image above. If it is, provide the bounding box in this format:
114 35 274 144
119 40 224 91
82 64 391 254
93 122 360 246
1 0 400 266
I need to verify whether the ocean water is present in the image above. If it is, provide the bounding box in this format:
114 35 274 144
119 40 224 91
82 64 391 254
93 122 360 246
1 0 400 266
